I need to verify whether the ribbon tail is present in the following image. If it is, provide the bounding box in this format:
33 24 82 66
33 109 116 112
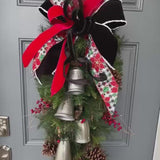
51 39 69 96
22 23 72 67
86 37 119 115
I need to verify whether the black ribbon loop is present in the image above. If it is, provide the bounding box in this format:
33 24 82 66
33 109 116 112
92 0 126 29
39 0 53 18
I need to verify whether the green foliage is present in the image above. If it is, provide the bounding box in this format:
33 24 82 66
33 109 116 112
37 108 58 140
37 76 66 109
37 103 78 140
113 31 125 75
36 74 111 159
33 32 124 160
113 31 126 54
114 55 123 75
74 36 88 58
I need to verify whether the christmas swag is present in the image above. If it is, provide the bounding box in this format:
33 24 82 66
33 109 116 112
22 0 127 159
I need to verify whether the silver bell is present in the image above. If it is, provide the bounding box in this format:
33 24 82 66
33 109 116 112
68 67 84 95
55 97 75 121
55 140 72 160
75 120 90 144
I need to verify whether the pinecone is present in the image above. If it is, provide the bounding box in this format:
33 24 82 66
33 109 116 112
111 69 122 87
42 141 57 157
84 146 106 160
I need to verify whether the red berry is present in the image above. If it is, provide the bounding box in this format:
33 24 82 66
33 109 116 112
108 121 112 125
39 103 42 108
46 104 50 108
114 125 117 128
81 119 86 123
35 108 41 113
117 126 122 131
36 100 40 104
31 109 34 114
43 101 47 104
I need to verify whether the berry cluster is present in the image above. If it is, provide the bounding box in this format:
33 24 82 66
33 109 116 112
102 110 122 131
31 98 50 114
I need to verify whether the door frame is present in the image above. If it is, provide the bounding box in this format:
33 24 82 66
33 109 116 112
153 110 160 160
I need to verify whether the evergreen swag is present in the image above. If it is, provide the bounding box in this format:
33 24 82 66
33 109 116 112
20 0 127 159
30 34 124 160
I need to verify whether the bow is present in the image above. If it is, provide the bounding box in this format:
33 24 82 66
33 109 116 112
22 0 126 114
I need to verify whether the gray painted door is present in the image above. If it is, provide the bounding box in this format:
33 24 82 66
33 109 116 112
0 0 160 160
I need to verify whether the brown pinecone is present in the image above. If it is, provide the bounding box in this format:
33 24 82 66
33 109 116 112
111 69 122 87
84 146 106 160
42 141 57 157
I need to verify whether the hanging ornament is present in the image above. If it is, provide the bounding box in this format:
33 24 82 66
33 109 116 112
75 119 90 144
55 96 75 121
55 139 72 160
68 67 85 95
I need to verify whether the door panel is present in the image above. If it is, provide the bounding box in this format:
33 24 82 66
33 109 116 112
0 0 160 160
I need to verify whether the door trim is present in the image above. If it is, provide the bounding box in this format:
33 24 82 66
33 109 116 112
153 110 160 160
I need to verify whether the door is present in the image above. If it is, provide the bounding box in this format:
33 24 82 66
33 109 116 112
0 0 160 160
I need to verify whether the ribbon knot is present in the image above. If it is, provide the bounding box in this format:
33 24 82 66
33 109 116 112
73 16 93 36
